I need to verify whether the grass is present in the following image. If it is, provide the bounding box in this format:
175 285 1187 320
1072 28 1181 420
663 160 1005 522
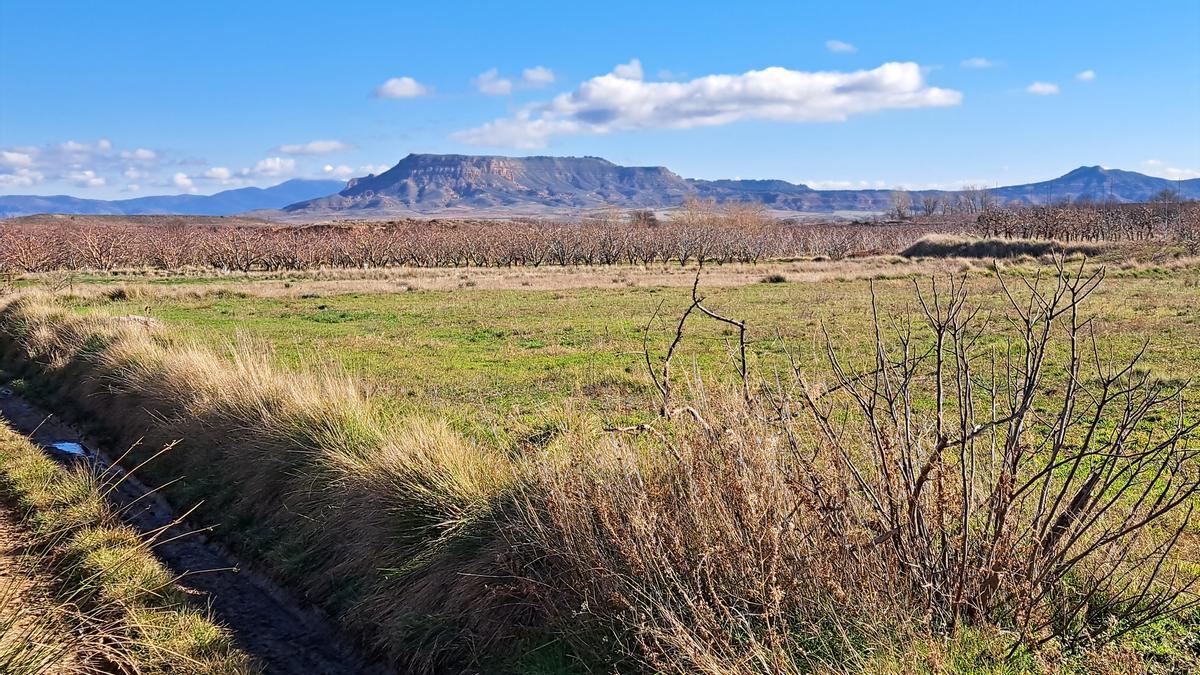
59 260 1200 448
0 421 255 673
1 257 1199 673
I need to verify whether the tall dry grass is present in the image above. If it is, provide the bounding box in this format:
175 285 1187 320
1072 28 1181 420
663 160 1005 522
0 298 528 670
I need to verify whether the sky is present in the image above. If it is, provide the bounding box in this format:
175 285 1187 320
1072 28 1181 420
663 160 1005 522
1 0 1198 199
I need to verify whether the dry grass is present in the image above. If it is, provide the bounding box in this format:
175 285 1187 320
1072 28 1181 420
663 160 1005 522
0 422 255 673
0 297 527 670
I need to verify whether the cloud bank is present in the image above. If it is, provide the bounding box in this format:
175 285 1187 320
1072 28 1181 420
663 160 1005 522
453 60 962 148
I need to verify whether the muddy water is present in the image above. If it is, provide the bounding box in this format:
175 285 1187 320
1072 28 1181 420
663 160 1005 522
0 388 392 675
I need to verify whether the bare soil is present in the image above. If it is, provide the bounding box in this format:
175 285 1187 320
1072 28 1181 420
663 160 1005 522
0 389 392 675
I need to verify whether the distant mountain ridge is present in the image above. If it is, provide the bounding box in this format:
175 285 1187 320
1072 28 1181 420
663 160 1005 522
3 158 1197 220
283 156 1200 216
0 179 346 218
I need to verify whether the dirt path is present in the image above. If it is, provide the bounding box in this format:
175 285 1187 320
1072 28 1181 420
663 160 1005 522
0 389 392 675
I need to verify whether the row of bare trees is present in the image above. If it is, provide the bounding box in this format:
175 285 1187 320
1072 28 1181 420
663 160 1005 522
4 198 1196 274
976 199 1200 242
0 211 956 273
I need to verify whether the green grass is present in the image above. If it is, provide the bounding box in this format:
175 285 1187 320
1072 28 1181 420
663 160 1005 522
68 263 1200 449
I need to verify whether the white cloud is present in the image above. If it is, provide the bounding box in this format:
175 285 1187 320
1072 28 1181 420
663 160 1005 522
826 40 857 54
123 184 140 192
521 65 556 87
1076 69 1096 82
373 76 430 98
612 58 643 80
0 151 33 167
960 57 994 69
0 168 44 188
803 178 889 189
476 66 558 95
1160 167 1200 179
251 156 296 177
1026 81 1060 95
61 139 111 153
204 166 233 180
474 68 513 95
275 139 352 155
322 164 357 179
120 147 158 161
358 163 391 175
171 172 194 190
0 140 211 193
69 169 106 188
1141 160 1199 180
453 61 962 148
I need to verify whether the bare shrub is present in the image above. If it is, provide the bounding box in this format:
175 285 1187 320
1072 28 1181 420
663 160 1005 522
518 260 1200 672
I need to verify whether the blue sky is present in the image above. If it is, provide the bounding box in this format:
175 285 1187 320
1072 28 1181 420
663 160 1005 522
1 0 1197 198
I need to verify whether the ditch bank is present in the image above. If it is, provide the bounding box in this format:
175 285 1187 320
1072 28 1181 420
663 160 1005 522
0 387 386 674
0 294 543 672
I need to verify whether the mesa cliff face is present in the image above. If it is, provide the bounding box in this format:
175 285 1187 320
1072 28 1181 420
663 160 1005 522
290 154 697 213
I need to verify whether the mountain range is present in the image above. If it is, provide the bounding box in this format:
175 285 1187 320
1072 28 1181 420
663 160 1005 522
282 157 1199 217
2 156 1197 220
0 179 345 218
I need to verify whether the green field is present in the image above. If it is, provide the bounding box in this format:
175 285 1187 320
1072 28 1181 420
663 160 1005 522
66 260 1200 448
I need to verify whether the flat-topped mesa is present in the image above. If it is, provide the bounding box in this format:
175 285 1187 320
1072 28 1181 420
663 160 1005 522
291 153 696 212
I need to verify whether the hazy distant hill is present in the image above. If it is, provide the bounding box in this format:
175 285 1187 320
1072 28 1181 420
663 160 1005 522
4 158 1198 220
0 179 346 218
988 166 1198 204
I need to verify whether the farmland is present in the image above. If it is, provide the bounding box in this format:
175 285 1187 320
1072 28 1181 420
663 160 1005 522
3 210 1200 673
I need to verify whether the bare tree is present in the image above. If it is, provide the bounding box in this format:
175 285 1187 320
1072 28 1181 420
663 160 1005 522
890 189 912 220
921 194 941 217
